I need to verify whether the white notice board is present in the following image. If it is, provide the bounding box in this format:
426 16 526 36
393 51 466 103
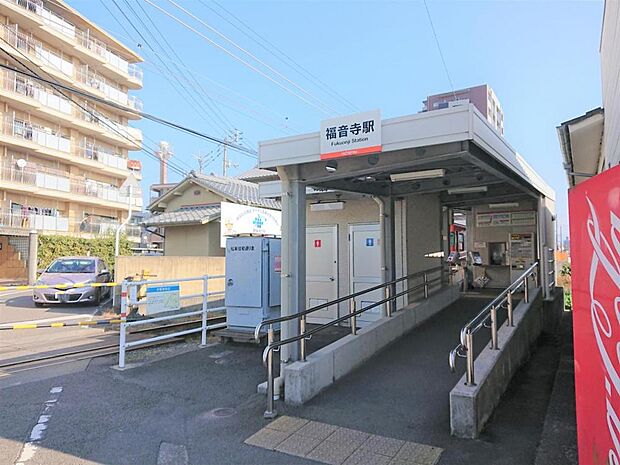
146 284 180 315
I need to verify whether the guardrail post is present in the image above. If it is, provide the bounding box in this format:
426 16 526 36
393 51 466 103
200 275 208 347
385 286 392 317
423 273 429 299
300 315 307 362
524 277 529 303
264 324 277 419
490 305 498 350
350 300 357 335
119 280 128 369
507 291 514 327
465 330 475 386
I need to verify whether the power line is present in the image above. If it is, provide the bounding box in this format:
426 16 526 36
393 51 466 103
204 0 359 113
143 0 334 116
0 62 258 158
162 0 339 115
0 38 191 178
110 0 230 136
423 0 457 101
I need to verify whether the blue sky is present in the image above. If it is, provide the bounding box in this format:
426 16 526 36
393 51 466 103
68 0 604 238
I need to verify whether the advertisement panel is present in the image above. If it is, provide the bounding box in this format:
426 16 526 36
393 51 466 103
320 110 381 160
220 202 281 247
145 284 180 315
568 164 620 465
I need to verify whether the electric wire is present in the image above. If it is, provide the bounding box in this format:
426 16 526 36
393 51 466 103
423 0 458 100
0 62 257 157
0 42 190 178
203 0 359 113
143 0 334 116
110 0 229 136
161 0 339 115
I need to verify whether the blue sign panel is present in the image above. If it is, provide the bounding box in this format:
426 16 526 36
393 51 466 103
366 238 374 247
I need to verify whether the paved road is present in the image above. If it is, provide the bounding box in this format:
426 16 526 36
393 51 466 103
0 295 565 465
0 289 116 365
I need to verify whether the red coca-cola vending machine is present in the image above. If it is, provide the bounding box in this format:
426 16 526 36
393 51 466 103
568 164 620 464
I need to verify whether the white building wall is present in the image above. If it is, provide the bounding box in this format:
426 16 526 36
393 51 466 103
602 1 620 168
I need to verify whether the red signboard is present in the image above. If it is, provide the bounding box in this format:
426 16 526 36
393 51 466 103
314 239 322 248
568 164 620 465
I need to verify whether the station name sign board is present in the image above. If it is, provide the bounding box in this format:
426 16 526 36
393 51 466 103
320 109 381 160
568 163 620 465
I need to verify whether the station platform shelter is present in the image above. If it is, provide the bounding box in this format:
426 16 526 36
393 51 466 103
254 104 559 439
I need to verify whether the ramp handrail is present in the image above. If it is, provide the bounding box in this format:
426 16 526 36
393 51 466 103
259 265 449 418
448 262 539 386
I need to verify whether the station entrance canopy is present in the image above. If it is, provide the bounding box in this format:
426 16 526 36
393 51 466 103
258 104 555 363
259 105 554 208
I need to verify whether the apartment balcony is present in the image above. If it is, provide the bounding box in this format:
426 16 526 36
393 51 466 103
3 0 143 88
0 209 69 233
0 162 143 209
0 70 141 150
0 22 74 78
0 210 141 238
0 116 134 178
76 66 143 118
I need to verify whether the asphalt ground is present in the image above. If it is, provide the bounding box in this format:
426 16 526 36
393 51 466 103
0 289 116 365
0 295 564 465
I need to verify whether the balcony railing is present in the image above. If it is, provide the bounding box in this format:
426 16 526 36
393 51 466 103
75 106 142 145
76 138 127 170
0 209 69 232
0 162 142 208
127 95 143 112
1 69 72 115
0 210 141 237
6 0 142 83
2 116 72 153
0 23 73 77
7 0 76 38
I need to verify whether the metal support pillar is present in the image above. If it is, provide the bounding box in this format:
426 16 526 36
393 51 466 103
278 168 306 363
382 196 396 316
28 230 38 285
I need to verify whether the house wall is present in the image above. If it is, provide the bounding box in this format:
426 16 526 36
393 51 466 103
602 1 620 168
161 186 223 211
165 224 208 256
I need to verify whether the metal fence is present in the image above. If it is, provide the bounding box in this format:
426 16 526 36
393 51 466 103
118 275 226 368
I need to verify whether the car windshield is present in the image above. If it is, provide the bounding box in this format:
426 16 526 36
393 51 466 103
47 259 96 274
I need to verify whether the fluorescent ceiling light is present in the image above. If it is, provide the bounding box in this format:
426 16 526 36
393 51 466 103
447 186 488 195
310 201 344 212
390 169 445 182
489 202 519 209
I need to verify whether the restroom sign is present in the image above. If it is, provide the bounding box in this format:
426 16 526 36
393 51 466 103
314 239 322 248
320 110 382 160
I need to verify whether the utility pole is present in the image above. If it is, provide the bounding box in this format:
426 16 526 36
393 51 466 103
222 129 241 177
194 151 210 174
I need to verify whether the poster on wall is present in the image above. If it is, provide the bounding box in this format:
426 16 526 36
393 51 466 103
568 164 620 465
220 202 281 247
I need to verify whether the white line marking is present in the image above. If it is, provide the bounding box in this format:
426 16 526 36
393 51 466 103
14 386 63 465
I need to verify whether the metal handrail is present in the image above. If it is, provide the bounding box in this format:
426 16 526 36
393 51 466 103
259 265 448 418
254 266 443 341
448 262 539 386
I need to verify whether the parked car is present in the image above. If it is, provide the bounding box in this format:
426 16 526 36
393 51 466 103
33 257 112 307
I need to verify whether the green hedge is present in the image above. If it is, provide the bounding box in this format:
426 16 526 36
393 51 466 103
38 234 132 270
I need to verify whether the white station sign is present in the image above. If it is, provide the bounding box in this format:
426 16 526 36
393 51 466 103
320 109 382 160
220 202 281 247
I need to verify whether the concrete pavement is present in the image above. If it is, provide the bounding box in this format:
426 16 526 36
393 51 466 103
0 295 570 465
